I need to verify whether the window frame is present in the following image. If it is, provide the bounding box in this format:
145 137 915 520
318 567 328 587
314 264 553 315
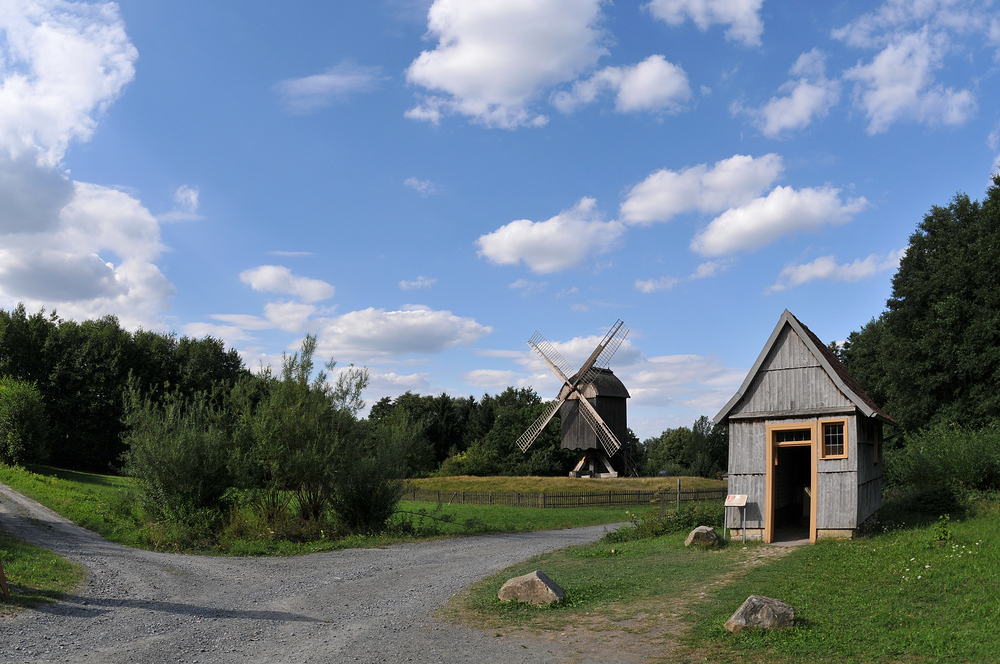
818 418 849 460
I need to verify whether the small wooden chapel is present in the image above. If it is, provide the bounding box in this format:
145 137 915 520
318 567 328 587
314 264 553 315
714 310 893 543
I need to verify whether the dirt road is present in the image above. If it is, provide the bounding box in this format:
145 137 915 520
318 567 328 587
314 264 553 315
0 483 623 663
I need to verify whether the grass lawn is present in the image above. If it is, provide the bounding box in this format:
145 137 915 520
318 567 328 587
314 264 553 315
0 529 84 615
453 500 1000 663
0 464 649 556
409 475 726 493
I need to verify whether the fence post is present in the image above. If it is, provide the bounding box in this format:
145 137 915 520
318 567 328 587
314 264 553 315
676 478 681 510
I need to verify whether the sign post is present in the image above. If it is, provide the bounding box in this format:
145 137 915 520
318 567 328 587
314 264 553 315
724 494 748 543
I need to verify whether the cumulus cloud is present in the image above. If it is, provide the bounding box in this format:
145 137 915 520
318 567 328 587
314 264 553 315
634 276 678 293
734 49 841 137
405 0 608 127
404 177 438 196
159 184 204 222
619 153 784 225
842 29 975 134
274 62 384 114
622 353 746 408
315 305 491 359
690 185 869 256
0 1 175 329
463 368 518 388
476 197 625 274
239 265 335 302
645 0 765 47
767 249 906 292
690 259 732 279
551 55 691 114
399 275 437 290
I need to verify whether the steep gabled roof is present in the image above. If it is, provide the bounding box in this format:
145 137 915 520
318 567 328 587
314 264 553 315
714 309 894 425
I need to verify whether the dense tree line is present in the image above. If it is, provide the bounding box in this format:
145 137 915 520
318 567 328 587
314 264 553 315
639 415 728 478
0 305 246 471
841 175 1000 435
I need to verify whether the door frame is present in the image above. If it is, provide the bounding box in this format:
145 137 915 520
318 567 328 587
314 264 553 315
765 421 818 544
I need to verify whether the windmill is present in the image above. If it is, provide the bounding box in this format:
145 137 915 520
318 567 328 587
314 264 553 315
516 320 637 478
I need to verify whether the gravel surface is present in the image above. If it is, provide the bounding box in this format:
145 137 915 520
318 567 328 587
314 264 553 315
0 483 623 663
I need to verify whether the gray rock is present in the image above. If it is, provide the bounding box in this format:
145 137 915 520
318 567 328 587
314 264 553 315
497 570 565 606
684 525 721 547
724 595 795 633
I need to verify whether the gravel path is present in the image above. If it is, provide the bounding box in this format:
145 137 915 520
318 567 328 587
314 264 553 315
0 483 622 663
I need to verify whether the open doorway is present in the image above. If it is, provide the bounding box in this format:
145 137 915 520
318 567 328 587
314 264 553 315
772 445 811 542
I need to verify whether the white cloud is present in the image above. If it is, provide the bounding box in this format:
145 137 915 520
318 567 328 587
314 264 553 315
364 370 433 396
274 62 384 114
690 259 732 279
634 276 678 293
182 322 256 345
476 197 625 273
210 313 274 330
405 0 609 128
315 305 491 359
0 0 137 166
842 29 975 134
623 353 746 407
399 275 437 290
404 177 438 196
509 278 547 296
734 49 841 137
239 265 335 302
462 368 517 388
0 2 175 330
263 300 316 332
619 153 784 225
552 55 691 114
690 185 869 256
767 249 906 292
159 184 204 222
645 0 765 47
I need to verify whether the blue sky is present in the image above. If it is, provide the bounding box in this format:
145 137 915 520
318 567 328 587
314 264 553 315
2 0 999 439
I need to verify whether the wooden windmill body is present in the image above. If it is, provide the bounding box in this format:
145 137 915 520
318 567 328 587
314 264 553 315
517 320 636 478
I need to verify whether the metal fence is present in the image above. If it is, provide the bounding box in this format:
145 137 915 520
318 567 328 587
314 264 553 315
400 487 727 509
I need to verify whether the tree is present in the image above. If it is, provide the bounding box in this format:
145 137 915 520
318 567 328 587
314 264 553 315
842 175 1000 432
0 377 49 465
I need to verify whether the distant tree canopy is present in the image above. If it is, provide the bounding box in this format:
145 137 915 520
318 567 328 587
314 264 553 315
841 175 1000 433
0 304 248 471
641 415 728 478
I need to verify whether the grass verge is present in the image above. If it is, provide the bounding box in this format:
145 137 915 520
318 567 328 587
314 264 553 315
0 464 648 555
0 529 84 615
410 475 726 493
686 502 1000 663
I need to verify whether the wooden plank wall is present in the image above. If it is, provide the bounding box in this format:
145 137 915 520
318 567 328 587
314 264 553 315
725 473 764 528
729 327 854 417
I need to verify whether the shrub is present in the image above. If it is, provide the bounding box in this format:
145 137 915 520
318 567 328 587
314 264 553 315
893 422 1000 491
0 376 48 465
121 389 233 523
603 501 725 543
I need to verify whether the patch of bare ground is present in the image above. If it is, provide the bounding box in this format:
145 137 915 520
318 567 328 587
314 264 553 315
443 544 795 664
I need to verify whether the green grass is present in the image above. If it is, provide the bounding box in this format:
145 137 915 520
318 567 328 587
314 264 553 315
452 498 1000 663
0 529 84 614
449 530 748 632
411 474 726 493
686 504 1000 663
0 464 646 556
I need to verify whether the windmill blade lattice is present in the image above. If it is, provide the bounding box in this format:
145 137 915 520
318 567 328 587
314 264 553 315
577 395 623 456
517 319 629 454
515 396 565 452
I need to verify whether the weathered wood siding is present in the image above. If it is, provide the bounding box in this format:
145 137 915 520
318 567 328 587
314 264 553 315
560 396 627 451
728 420 767 474
854 416 883 521
725 473 764 528
728 327 853 417
817 470 857 529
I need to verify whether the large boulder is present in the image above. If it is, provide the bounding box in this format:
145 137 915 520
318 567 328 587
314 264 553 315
497 570 565 606
685 525 721 547
724 595 795 633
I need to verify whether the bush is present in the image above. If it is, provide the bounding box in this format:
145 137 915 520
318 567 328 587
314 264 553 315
0 376 48 465
603 501 725 543
892 422 1000 491
121 390 233 523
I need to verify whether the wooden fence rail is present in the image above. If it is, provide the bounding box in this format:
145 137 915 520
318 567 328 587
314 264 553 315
400 487 727 509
